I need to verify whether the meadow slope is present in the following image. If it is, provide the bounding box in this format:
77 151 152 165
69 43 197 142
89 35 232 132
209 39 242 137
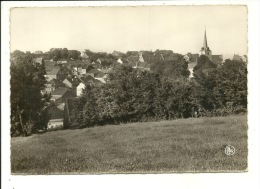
11 114 247 174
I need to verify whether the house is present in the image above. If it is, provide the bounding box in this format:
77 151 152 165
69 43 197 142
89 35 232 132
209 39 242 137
117 58 123 64
47 119 63 130
94 72 107 83
212 55 223 64
35 57 44 65
46 67 60 81
97 68 111 74
50 87 76 104
47 106 64 130
57 59 68 64
112 50 124 57
233 54 247 62
85 68 100 78
81 51 89 59
80 75 102 85
76 75 103 95
42 78 65 94
44 61 56 72
71 66 78 75
139 53 144 62
81 64 94 75
132 61 151 71
184 54 190 62
76 82 85 96
62 76 81 94
42 79 56 94
144 63 151 71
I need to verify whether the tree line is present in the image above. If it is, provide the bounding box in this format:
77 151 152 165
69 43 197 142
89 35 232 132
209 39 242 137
66 55 247 128
10 51 247 135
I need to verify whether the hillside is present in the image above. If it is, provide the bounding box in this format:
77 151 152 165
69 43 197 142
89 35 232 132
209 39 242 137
11 114 247 174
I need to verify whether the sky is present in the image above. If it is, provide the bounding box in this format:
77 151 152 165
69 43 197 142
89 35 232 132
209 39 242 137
10 6 247 56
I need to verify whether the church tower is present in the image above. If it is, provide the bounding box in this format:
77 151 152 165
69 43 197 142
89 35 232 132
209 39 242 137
200 30 212 60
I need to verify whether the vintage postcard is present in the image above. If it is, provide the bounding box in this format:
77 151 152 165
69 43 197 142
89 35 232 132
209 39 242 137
2 1 260 189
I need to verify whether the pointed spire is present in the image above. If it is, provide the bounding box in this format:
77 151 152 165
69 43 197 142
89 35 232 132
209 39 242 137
203 30 208 49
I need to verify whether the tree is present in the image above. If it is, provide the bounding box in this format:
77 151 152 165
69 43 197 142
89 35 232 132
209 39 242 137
68 50 81 60
10 52 51 136
61 48 69 59
193 56 247 115
11 50 25 59
151 53 190 80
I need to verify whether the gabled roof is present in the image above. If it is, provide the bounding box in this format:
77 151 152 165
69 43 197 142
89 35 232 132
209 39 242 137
52 87 68 96
95 72 106 78
46 78 56 84
47 78 64 86
46 67 60 75
80 75 102 85
86 68 100 74
144 63 151 69
44 61 56 72
97 68 110 74
138 62 147 68
212 55 223 63
82 64 93 70
64 76 81 86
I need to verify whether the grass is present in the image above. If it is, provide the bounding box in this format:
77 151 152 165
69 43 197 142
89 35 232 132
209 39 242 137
11 114 247 174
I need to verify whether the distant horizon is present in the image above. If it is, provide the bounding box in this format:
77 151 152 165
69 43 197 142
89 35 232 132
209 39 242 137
10 6 247 57
11 47 244 60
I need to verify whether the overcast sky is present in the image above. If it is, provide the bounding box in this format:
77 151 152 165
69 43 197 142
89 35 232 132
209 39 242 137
10 6 247 56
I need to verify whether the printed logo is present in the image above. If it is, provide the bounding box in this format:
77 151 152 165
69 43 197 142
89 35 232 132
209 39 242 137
225 145 235 156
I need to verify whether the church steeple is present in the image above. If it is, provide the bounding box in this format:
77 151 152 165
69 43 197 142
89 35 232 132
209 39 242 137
203 30 208 49
200 29 212 60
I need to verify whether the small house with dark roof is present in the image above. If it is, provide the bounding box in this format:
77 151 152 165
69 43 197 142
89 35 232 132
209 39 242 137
82 64 94 75
51 87 76 104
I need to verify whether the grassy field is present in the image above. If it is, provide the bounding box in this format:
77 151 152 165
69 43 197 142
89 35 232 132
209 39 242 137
11 114 247 174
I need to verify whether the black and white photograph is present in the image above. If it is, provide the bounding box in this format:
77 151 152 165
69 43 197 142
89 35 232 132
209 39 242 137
9 5 248 174
1 1 260 188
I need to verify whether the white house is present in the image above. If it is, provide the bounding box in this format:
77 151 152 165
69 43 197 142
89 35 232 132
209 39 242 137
76 82 85 96
47 119 63 130
117 58 123 64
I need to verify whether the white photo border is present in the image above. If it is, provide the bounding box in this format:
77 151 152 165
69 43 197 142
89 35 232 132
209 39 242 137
1 1 260 189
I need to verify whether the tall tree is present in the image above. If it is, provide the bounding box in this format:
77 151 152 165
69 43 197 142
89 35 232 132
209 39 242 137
10 52 51 136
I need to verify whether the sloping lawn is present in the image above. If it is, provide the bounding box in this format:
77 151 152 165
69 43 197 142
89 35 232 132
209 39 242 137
11 114 247 174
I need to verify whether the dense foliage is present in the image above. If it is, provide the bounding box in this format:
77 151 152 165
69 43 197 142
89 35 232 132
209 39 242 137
69 55 247 128
46 48 81 61
11 52 51 136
